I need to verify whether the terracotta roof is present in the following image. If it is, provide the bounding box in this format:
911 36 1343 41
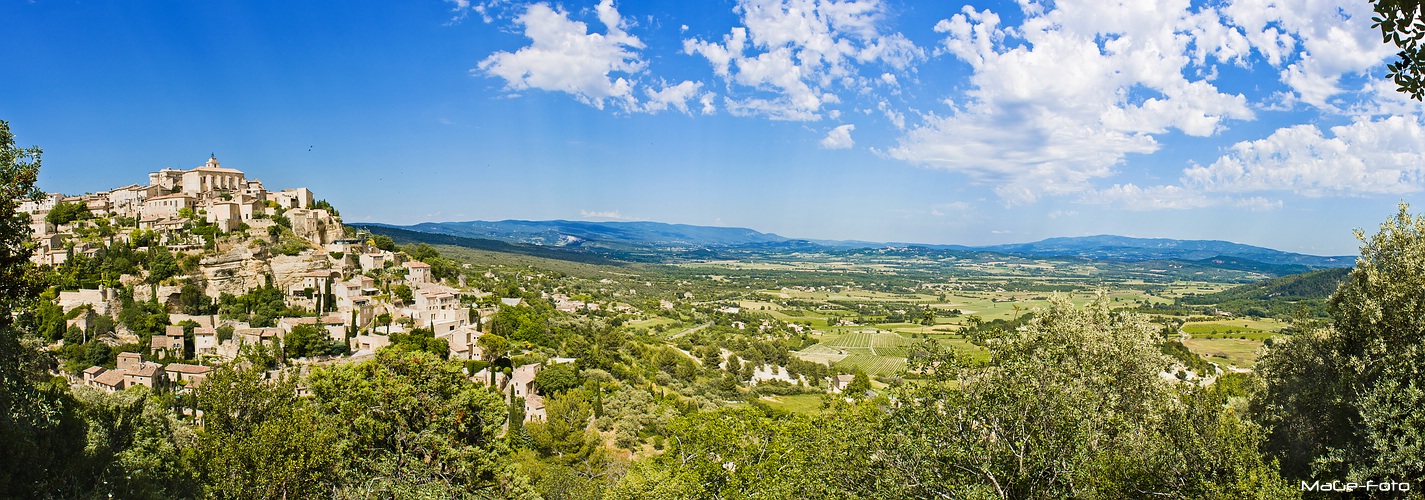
164 363 211 375
404 261 431 268
92 370 126 388
83 366 106 375
238 327 281 338
194 327 216 336
165 325 185 337
130 363 163 378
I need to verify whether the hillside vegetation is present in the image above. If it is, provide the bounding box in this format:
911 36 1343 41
2 124 1421 499
1169 268 1351 318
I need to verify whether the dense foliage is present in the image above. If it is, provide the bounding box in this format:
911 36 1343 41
1254 204 1425 484
1170 268 1350 318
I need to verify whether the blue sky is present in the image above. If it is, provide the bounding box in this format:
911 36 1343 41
3 0 1422 255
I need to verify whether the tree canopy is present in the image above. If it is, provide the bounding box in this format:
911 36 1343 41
1372 0 1425 100
1255 203 1425 484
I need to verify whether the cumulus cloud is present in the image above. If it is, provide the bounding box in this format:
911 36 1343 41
891 0 1254 204
820 124 855 149
468 0 1416 209
643 80 704 114
683 0 924 121
477 0 701 114
1221 0 1395 111
1185 116 1425 196
478 0 645 110
1083 116 1425 210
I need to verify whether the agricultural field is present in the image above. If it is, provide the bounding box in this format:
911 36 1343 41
423 234 1334 386
758 394 826 415
1183 338 1267 368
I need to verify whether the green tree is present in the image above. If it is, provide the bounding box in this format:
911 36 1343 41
1255 204 1425 483
376 312 393 334
843 368 870 398
284 323 345 359
193 364 345 499
177 281 213 315
306 347 509 493
0 121 93 497
44 200 90 226
392 283 413 304
610 405 854 499
144 246 179 283
525 390 603 466
873 296 1293 498
370 234 396 252
477 333 511 385
534 362 580 396
72 387 199 499
1371 0 1425 100
388 327 448 359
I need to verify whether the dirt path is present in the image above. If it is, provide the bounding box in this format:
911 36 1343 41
669 321 714 340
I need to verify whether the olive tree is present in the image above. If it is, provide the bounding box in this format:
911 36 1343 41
1255 204 1425 483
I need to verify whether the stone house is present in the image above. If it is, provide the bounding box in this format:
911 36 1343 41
125 362 165 389
151 325 186 358
403 261 431 284
194 327 217 355
91 369 127 393
141 193 196 220
164 363 211 387
117 352 142 370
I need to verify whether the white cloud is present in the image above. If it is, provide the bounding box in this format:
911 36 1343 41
445 0 473 22
891 0 1254 204
699 92 717 114
1084 183 1281 211
1220 0 1395 111
930 201 972 216
683 0 924 121
1185 116 1425 196
643 80 704 114
819 124 855 149
1080 116 1425 211
478 1 645 110
580 210 633 220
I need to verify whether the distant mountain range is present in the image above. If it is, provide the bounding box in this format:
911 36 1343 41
353 220 1356 271
964 235 1354 269
393 220 789 251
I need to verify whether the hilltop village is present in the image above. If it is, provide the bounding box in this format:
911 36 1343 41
21 157 854 425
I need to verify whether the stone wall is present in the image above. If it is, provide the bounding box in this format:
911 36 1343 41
287 208 345 246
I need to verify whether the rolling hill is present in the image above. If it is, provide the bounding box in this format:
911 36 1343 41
354 220 1356 273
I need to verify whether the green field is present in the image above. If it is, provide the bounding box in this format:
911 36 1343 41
1183 338 1265 368
835 354 906 377
758 394 826 415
